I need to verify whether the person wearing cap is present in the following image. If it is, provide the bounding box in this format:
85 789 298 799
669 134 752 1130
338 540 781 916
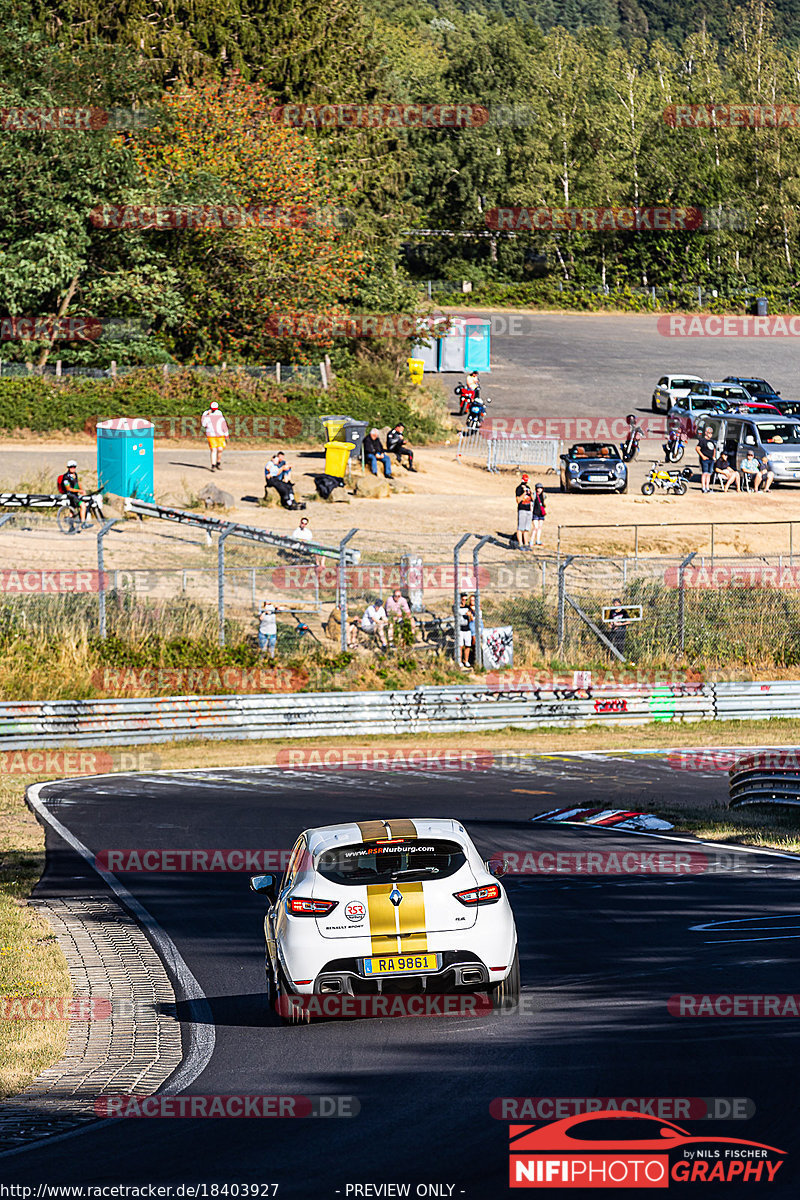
200 401 229 471
360 596 390 648
58 459 88 525
515 474 533 549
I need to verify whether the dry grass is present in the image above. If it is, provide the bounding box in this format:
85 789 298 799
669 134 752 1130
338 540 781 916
0 772 72 1099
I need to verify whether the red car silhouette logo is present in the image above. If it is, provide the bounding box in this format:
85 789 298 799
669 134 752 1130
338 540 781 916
510 1110 785 1154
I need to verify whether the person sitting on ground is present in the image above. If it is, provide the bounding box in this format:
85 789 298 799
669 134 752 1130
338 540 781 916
361 597 390 648
265 451 305 510
58 459 88 525
714 450 740 492
362 429 393 478
386 424 416 471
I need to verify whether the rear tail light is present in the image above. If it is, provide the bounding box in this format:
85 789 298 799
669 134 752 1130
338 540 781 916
287 897 338 916
454 883 501 907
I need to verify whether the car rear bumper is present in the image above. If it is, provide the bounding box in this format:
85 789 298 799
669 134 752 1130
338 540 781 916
311 950 495 995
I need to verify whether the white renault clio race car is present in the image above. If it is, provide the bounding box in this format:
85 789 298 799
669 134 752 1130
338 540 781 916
251 818 519 1022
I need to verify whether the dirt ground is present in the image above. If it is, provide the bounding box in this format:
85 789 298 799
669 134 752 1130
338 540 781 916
1 433 799 570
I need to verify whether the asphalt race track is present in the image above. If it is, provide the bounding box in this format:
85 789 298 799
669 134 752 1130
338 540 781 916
3 755 800 1197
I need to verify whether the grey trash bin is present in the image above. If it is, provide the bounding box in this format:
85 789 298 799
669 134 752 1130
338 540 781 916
755 297 768 317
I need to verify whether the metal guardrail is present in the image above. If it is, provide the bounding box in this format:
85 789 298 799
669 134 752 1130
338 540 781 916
0 683 716 750
729 746 800 807
455 430 487 459
486 438 560 474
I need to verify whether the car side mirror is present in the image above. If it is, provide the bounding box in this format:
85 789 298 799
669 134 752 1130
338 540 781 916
250 873 278 901
487 857 509 878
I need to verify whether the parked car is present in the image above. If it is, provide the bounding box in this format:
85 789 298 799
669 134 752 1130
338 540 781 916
771 398 800 418
732 401 781 416
699 413 800 484
723 376 782 403
560 443 628 493
651 374 703 413
688 382 752 405
668 394 732 436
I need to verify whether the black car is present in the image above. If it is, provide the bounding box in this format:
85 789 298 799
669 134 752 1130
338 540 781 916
560 442 628 493
723 376 782 403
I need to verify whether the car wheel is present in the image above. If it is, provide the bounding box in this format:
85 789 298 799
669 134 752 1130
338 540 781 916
276 964 310 1026
559 477 565 493
674 479 688 495
651 397 659 412
641 482 655 496
490 948 520 1011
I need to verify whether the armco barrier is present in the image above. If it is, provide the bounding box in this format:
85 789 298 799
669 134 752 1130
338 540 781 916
0 684 715 750
729 747 800 808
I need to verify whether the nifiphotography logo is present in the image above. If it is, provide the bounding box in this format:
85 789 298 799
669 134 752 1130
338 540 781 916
507 1110 785 1187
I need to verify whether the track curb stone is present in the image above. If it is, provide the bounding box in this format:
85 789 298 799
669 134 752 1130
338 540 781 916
0 894 183 1150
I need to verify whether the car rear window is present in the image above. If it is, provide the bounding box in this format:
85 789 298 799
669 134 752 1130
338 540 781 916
756 422 800 444
317 839 467 885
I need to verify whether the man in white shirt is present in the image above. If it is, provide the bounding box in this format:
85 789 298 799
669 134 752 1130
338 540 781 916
200 401 229 471
361 598 389 648
291 517 313 541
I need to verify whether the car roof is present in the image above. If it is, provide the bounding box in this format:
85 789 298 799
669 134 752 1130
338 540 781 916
303 819 469 857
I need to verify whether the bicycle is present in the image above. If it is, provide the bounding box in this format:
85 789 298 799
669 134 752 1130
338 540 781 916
56 491 105 534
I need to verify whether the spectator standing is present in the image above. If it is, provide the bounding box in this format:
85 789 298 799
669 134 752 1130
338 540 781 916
607 598 630 658
363 428 393 478
201 401 229 471
361 598 390 648
532 483 546 546
291 517 313 541
386 424 416 471
458 592 473 669
696 425 716 494
386 588 412 643
515 475 532 548
257 600 284 657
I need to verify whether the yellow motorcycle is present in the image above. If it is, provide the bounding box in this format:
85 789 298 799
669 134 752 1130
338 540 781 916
641 461 693 496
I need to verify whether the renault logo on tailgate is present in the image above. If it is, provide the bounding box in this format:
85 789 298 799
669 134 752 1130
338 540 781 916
389 886 403 907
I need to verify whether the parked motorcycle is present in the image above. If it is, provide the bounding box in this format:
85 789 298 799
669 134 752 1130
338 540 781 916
465 396 492 431
620 416 644 462
641 461 693 496
663 425 687 462
454 377 480 415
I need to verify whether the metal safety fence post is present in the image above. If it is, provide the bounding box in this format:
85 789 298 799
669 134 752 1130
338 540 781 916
218 527 234 647
338 529 358 653
557 555 574 650
678 551 696 655
97 519 120 640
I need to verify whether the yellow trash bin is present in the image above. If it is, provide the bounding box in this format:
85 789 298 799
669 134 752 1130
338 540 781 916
407 357 425 384
325 440 354 478
322 417 346 442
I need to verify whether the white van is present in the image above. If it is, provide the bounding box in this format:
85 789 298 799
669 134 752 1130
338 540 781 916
700 413 800 483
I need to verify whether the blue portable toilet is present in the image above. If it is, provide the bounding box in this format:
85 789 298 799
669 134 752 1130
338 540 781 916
97 418 155 502
412 314 491 373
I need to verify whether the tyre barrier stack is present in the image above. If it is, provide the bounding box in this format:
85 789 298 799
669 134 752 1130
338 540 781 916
729 747 800 808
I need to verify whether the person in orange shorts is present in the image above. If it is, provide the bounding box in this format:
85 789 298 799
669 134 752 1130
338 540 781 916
200 401 229 471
